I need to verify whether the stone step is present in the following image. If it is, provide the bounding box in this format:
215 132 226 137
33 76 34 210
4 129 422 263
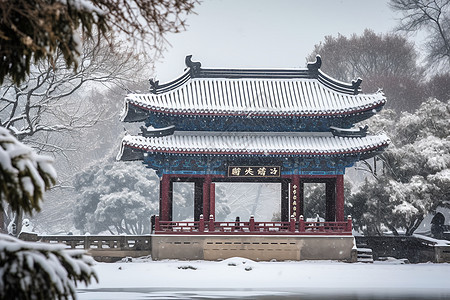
357 247 373 263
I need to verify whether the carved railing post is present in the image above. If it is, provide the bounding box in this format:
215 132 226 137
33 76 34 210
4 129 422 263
209 214 215 232
249 215 255 232
299 215 305 232
347 215 353 232
199 214 204 232
84 236 89 250
155 215 160 232
290 215 296 232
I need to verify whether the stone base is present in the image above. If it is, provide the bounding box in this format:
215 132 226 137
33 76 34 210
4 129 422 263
151 235 357 262
87 249 152 262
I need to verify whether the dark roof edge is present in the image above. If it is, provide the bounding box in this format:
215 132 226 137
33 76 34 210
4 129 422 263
120 139 389 159
117 140 144 161
148 55 363 96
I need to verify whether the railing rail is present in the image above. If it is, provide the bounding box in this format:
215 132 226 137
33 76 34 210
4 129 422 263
153 215 352 235
32 235 152 250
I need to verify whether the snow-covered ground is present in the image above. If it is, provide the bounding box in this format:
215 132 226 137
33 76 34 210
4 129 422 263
77 257 450 299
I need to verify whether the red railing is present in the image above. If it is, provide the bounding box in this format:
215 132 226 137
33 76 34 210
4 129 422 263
154 215 352 235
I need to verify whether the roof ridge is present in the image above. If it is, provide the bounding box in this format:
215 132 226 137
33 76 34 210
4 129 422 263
147 55 363 96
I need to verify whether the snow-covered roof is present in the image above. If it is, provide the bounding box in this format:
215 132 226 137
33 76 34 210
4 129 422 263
121 56 386 122
118 132 390 160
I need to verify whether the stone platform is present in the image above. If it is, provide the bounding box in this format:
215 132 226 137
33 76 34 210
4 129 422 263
151 234 357 262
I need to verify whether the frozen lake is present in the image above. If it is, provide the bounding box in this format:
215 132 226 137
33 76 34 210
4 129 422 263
77 257 450 300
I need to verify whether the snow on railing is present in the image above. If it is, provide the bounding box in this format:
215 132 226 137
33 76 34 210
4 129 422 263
153 215 352 235
34 235 151 250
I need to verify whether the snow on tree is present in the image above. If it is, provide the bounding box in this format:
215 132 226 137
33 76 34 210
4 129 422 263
0 38 143 146
0 233 97 300
303 181 352 220
0 126 97 299
73 161 160 235
94 189 155 235
172 182 195 221
214 185 232 221
0 126 56 216
349 98 450 235
0 38 148 234
0 0 198 84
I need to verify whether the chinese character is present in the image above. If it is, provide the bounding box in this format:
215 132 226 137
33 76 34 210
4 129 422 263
257 167 266 176
270 167 278 175
245 167 254 176
231 167 241 176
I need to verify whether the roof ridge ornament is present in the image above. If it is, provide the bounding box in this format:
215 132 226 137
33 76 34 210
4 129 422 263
330 125 369 137
140 125 175 137
351 78 363 93
185 55 202 77
149 78 159 93
307 55 322 71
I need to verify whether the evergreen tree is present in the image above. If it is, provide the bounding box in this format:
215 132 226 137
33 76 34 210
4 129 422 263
0 126 97 299
0 0 198 84
0 127 55 215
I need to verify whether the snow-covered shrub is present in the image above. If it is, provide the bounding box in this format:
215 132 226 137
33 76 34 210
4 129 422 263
0 233 97 300
73 161 160 234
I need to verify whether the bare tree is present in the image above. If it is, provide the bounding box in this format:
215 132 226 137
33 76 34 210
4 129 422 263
427 72 450 100
0 37 146 233
307 29 426 112
0 37 143 149
0 0 198 84
390 0 450 71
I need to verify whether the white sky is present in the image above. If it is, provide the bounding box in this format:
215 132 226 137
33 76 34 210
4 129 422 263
153 0 401 82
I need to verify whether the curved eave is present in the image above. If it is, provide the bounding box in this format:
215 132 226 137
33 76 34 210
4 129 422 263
121 100 148 122
123 60 386 123
124 98 385 120
116 142 145 161
117 134 390 161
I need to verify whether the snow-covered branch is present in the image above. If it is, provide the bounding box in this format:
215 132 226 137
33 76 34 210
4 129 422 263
0 36 142 147
0 127 56 215
0 233 97 299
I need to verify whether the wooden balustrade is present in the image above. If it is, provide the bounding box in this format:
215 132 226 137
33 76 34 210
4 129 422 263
153 215 353 235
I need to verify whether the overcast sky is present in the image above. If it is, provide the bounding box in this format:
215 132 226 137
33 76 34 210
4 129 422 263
153 0 404 82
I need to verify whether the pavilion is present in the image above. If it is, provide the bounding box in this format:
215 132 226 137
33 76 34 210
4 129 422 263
118 55 389 261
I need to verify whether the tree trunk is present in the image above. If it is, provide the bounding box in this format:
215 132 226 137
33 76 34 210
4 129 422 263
386 223 399 236
406 216 423 236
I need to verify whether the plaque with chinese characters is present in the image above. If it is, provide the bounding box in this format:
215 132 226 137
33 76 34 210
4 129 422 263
227 166 281 178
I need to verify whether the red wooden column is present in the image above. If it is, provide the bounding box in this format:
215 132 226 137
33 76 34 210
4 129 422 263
210 182 216 220
336 174 345 222
203 175 211 219
159 174 172 221
291 175 301 220
281 179 290 222
194 180 203 221
299 181 304 220
325 179 336 222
